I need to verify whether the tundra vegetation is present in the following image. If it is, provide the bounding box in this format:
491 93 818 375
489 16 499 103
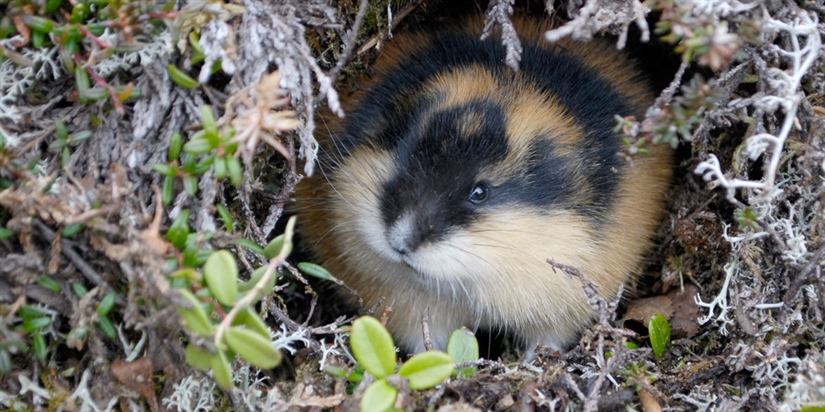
0 0 823 410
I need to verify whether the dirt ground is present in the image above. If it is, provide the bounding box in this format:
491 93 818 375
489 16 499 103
0 0 823 411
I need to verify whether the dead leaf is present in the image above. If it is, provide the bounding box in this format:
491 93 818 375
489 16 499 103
111 357 158 412
639 388 663 412
48 234 61 275
623 284 700 339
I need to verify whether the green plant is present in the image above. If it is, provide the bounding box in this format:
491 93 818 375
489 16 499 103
446 327 479 378
649 314 672 358
350 316 455 411
172 217 298 388
152 106 243 205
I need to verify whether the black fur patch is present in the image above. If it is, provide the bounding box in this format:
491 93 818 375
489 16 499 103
342 26 639 225
379 100 509 250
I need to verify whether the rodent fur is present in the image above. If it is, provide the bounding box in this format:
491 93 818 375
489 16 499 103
296 17 672 355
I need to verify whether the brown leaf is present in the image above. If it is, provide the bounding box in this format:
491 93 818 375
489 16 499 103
639 388 663 412
111 357 158 412
48 234 61 275
623 284 700 339
668 284 701 338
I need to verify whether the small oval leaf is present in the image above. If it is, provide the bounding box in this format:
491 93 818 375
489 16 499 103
167 64 199 89
350 316 396 379
185 343 214 371
22 317 51 333
237 266 276 295
203 250 238 306
398 351 454 390
176 289 213 336
224 327 282 369
649 313 672 358
447 327 479 378
165 210 190 250
33 332 47 363
98 316 117 339
233 307 271 340
227 156 242 187
183 137 212 155
263 234 285 259
36 275 61 293
297 262 333 281
210 350 233 389
169 132 183 161
238 238 265 256
96 292 116 316
361 379 397 412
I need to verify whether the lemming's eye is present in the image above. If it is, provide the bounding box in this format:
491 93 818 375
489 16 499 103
469 182 489 204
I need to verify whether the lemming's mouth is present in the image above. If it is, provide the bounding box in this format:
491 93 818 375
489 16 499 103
400 258 430 281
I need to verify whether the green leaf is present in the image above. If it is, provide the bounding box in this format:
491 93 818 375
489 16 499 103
48 138 67 151
398 351 454 390
447 327 478 377
203 250 238 306
98 316 117 339
227 157 242 187
194 154 215 175
152 163 175 177
86 23 104 36
80 87 109 101
96 292 116 316
323 365 348 378
54 120 68 139
71 282 88 298
169 132 183 161
162 176 175 205
46 0 63 14
361 379 397 412
0 350 10 375
165 210 190 250
183 137 212 155
237 265 276 295
183 176 198 197
0 227 12 241
800 407 825 412
350 316 396 379
31 30 46 49
649 314 672 358
167 64 199 89
233 307 271 340
224 327 282 369
297 262 333 281
176 289 213 336
74 67 90 101
214 156 227 179
36 275 61 293
32 332 47 363
18 305 51 321
238 238 265 256
263 234 286 259
185 343 214 371
216 204 233 232
211 350 233 389
22 317 52 333
67 131 92 144
61 223 84 238
0 16 15 40
61 148 70 169
201 105 218 143
23 16 55 33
